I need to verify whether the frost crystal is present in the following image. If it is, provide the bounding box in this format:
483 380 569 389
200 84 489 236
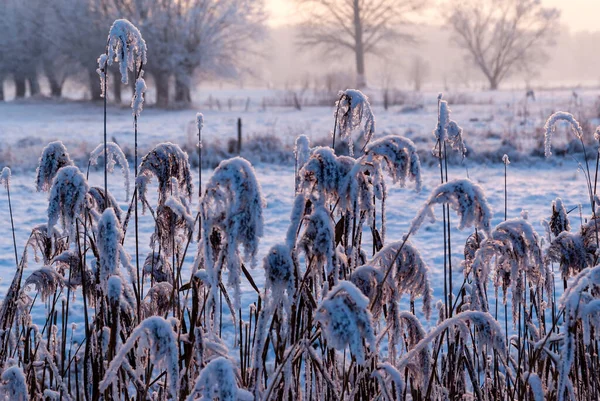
35 141 74 192
106 19 147 85
90 142 130 200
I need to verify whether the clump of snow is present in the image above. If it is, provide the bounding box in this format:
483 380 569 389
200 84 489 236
365 134 422 192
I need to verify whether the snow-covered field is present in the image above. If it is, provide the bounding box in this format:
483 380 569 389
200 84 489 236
0 88 597 342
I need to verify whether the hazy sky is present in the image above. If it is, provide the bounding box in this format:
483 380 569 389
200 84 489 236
266 0 600 33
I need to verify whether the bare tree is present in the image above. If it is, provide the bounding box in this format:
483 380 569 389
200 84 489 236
447 0 559 90
296 0 427 88
408 55 430 91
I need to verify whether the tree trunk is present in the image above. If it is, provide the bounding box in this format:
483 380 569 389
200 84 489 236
46 71 63 97
154 71 169 108
28 73 40 96
0 75 4 101
89 69 102 101
353 0 367 89
113 74 121 105
489 76 499 90
175 76 191 104
14 75 26 98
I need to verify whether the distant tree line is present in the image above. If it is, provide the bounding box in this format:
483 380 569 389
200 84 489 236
0 0 265 106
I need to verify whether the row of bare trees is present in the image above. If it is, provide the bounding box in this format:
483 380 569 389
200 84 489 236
0 0 264 106
297 0 560 90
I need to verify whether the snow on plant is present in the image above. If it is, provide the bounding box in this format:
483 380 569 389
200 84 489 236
100 316 178 399
316 280 375 365
294 135 311 192
557 265 600 401
47 166 89 238
411 178 492 236
87 187 123 222
0 167 10 190
364 134 422 192
0 363 28 401
298 204 336 279
131 72 147 117
334 89 375 154
549 197 570 237
143 252 173 284
488 218 546 321
433 95 466 158
35 141 74 192
262 244 295 313
143 282 174 317
97 208 129 285
201 157 264 309
187 356 251 401
106 19 147 85
299 147 373 219
547 231 591 280
89 142 130 200
137 142 193 209
22 267 63 302
544 111 584 157
397 311 431 392
370 240 432 319
397 311 506 370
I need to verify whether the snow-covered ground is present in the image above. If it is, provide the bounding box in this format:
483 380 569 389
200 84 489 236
0 88 597 344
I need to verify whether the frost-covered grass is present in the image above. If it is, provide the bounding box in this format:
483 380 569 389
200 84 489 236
5 18 600 401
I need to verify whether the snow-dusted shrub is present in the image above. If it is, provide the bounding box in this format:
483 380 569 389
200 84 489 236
316 281 375 365
35 141 74 192
47 166 89 238
100 316 178 399
89 142 130 200
411 178 492 236
335 89 375 154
